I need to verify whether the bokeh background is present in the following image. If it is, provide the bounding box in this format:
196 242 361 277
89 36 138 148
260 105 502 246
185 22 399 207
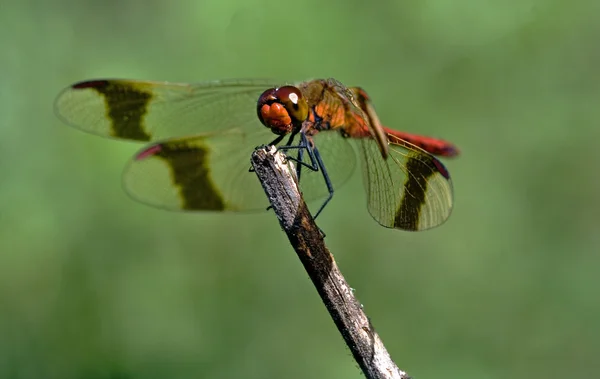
2 0 599 378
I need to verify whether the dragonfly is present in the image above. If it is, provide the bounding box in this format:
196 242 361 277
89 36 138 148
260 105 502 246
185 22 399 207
54 78 459 231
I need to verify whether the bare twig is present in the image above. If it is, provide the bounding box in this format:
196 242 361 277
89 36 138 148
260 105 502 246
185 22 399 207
251 146 410 379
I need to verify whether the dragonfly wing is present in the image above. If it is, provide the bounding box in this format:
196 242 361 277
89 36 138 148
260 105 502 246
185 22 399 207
357 137 454 231
124 127 358 213
122 127 277 212
54 79 282 142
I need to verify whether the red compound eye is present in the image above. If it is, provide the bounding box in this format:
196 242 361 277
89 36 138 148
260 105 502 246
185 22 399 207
257 86 308 135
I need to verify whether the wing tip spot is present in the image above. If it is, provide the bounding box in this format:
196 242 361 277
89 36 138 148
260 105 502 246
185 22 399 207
136 144 163 160
432 159 450 180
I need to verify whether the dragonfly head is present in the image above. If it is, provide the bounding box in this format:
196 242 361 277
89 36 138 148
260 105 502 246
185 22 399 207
257 86 308 135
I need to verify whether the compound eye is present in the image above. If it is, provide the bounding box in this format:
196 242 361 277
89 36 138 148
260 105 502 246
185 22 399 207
256 86 308 135
275 86 309 123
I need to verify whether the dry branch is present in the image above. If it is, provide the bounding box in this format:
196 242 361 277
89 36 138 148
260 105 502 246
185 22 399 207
251 146 410 379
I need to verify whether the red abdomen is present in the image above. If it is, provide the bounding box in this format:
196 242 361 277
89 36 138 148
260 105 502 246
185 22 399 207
384 128 460 157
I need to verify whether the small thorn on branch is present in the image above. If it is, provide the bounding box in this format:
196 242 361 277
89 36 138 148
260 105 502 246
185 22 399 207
251 146 410 379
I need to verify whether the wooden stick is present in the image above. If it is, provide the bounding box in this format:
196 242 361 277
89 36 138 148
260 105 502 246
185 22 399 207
251 146 411 379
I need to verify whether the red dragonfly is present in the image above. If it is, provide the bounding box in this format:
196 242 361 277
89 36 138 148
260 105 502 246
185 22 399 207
54 78 459 231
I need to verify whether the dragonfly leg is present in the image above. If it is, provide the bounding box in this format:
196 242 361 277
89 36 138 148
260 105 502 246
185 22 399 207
311 145 334 220
259 132 334 222
278 132 319 174
296 146 305 182
278 133 334 221
268 134 287 147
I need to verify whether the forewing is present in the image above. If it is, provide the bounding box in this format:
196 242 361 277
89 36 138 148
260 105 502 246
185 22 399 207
122 127 358 213
122 127 277 212
358 137 454 231
54 79 281 142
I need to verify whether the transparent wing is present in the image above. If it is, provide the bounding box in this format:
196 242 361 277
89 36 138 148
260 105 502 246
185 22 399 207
358 134 454 231
123 127 277 212
54 79 282 142
122 128 357 213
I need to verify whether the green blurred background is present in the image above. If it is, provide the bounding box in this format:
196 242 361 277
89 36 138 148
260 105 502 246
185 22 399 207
2 0 600 378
